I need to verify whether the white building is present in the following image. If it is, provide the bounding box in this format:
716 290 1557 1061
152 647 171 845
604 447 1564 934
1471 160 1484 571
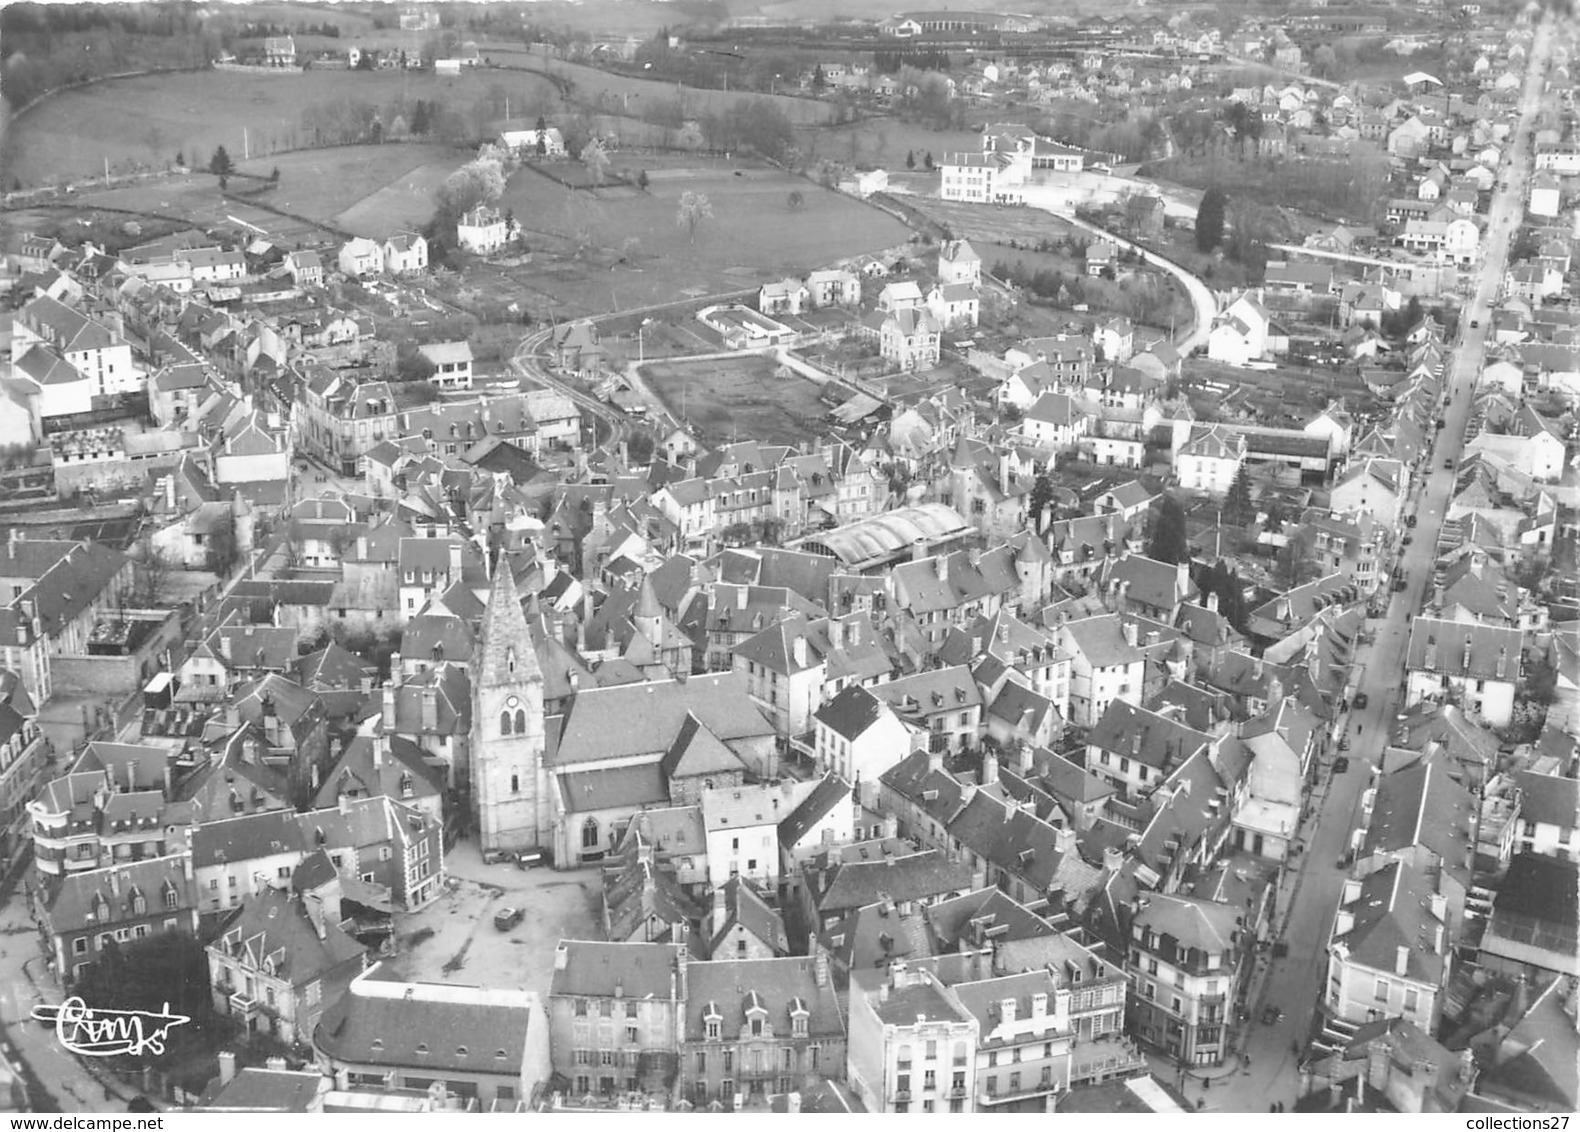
456 206 514 256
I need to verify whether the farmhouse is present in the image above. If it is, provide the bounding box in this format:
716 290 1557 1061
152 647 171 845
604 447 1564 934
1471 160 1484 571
263 37 297 68
500 127 566 158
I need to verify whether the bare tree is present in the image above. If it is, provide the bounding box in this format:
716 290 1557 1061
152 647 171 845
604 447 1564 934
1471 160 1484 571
579 139 610 187
787 189 805 211
676 190 713 242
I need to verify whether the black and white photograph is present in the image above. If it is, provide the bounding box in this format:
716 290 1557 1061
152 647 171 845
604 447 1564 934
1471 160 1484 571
0 0 1575 1116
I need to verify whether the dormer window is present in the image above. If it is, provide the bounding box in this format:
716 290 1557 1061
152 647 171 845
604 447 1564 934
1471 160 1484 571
131 892 146 916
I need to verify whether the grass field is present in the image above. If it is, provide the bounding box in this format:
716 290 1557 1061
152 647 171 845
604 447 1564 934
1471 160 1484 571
641 355 831 446
0 67 558 187
496 157 910 315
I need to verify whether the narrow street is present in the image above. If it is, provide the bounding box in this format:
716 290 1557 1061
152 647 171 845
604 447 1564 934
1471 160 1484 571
1174 18 1553 1113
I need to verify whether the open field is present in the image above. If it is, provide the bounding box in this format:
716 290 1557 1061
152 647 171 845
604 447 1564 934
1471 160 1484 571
495 157 911 315
797 120 979 173
642 354 832 446
234 143 469 234
0 67 556 187
490 43 836 126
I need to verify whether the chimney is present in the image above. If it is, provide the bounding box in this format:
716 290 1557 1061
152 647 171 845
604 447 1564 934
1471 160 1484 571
220 632 232 662
1054 824 1076 855
1016 742 1035 777
927 744 943 774
713 885 727 926
1123 621 1138 648
791 635 808 668
912 538 929 563
108 869 121 899
1462 635 1473 673
813 946 829 988
356 535 368 560
1031 991 1047 1017
382 680 396 726
265 1056 288 1072
1001 997 1018 1024
936 554 949 584
373 733 387 768
1206 591 1220 613
1395 945 1409 976
982 749 999 785
1495 647 1506 679
448 539 463 579
882 813 899 839
421 685 438 733
217 1051 237 1086
736 586 748 610
786 1092 802 1114
1253 655 1264 680
554 941 569 970
1103 846 1124 873
1429 893 1447 924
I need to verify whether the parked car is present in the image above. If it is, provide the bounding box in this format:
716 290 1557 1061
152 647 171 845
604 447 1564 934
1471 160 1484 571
1470 319 1480 328
1401 534 1413 546
1261 1005 1285 1025
1333 756 1351 775
1352 692 1369 709
494 906 524 931
1407 515 1418 528
1443 457 1455 469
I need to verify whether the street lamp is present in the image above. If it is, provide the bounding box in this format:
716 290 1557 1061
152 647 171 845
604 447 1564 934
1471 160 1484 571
637 317 653 364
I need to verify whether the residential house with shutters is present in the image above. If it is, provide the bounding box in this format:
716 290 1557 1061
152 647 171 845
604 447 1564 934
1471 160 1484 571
877 308 942 371
1510 771 1578 861
812 684 918 785
1053 615 1146 728
805 269 861 309
11 295 141 402
1404 617 1523 727
847 963 980 1113
337 238 384 278
1124 893 1245 1067
1323 860 1452 1037
937 240 981 287
1084 700 1215 800
1176 425 1246 496
681 952 845 1110
312 964 552 1111
546 940 687 1101
296 366 399 477
732 613 890 740
33 853 200 985
207 878 368 1044
382 232 428 275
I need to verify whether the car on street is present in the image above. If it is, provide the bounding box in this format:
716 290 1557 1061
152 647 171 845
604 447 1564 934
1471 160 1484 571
1407 515 1418 528
1261 1005 1285 1025
1470 319 1479 328
494 906 524 931
1353 692 1369 709
1444 457 1455 469
1333 756 1351 775
1401 534 1413 546
1394 575 1408 592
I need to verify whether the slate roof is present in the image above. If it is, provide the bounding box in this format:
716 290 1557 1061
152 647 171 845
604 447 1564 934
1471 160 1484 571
548 940 684 999
211 885 366 988
686 955 843 1040
815 849 975 917
553 674 772 767
1333 859 1447 986
779 772 853 850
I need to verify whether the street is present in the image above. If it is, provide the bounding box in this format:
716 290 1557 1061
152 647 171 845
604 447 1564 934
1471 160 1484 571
1172 17 1553 1112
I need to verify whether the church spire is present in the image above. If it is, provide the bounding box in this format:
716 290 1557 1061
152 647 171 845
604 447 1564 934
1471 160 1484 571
479 557 540 688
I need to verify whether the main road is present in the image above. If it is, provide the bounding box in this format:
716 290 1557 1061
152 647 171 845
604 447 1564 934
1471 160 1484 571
1194 14 1553 1113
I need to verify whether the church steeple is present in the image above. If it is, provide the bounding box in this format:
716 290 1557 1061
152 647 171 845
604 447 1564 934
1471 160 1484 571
478 558 541 689
470 556 547 854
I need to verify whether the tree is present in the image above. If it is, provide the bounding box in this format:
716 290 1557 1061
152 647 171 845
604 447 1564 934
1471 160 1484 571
434 157 505 218
636 169 650 191
1313 44 1337 79
270 165 280 183
906 149 916 169
676 190 713 242
924 150 935 170
1197 186 1227 253
208 145 234 178
205 514 238 576
411 99 432 136
812 64 827 91
787 189 804 211
395 341 437 382
1028 473 1055 534
1145 494 1189 564
1222 464 1254 528
579 138 610 186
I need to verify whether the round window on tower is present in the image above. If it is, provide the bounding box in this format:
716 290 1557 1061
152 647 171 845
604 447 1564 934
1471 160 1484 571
507 695 519 709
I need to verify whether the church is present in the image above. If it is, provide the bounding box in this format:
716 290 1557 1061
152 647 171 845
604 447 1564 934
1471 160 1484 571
470 565 778 868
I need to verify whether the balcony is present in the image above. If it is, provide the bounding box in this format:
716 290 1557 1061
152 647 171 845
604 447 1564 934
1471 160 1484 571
894 1090 912 1103
228 990 258 1017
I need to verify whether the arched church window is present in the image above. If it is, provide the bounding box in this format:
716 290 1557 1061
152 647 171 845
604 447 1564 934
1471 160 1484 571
514 709 527 733
506 647 517 674
581 818 599 849
511 774 520 793
501 711 513 735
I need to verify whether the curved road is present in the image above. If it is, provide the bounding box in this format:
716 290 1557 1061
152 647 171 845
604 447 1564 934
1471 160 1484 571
1060 210 1219 355
1189 15 1553 1114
